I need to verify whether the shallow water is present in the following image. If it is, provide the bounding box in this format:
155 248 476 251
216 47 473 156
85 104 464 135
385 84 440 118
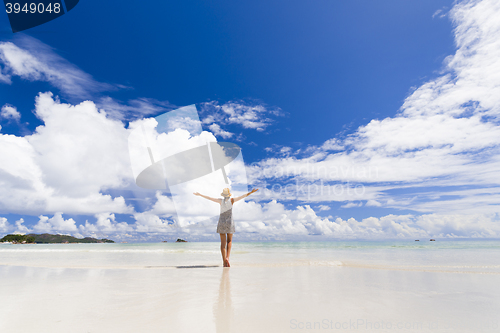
1 240 499 332
1 240 499 273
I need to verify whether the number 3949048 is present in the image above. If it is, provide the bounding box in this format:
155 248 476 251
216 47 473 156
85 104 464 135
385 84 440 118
5 3 61 14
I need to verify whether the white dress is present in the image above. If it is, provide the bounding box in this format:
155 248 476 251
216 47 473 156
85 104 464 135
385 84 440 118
217 197 235 234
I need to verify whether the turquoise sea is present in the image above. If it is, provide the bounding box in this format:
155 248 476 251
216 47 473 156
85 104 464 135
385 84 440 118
1 240 499 273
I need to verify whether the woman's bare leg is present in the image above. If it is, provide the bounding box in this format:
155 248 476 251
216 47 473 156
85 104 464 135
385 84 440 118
219 234 228 267
226 233 233 267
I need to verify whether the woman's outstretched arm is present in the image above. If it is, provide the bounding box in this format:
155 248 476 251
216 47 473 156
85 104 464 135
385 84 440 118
193 192 222 204
233 188 259 203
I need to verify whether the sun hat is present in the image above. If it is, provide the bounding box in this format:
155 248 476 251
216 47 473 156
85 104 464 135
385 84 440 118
221 188 231 197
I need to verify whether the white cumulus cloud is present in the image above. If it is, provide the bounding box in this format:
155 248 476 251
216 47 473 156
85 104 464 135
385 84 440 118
199 100 283 140
0 92 134 215
0 217 10 233
1 104 21 121
33 212 78 233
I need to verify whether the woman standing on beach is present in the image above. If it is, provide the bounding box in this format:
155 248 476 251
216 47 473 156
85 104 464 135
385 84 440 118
194 188 258 267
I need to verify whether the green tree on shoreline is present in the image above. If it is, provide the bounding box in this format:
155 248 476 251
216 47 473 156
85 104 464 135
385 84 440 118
0 234 36 244
0 234 114 244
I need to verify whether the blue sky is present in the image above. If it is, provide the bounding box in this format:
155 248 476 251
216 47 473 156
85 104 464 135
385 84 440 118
1 0 500 241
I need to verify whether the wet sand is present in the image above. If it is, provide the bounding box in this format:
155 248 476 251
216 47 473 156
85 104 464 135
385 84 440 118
1 263 499 332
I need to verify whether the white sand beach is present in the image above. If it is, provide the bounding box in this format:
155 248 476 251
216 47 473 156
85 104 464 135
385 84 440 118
1 241 499 333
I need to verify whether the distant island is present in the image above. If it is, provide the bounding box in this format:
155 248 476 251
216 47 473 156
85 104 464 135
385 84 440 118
161 239 187 243
0 233 114 244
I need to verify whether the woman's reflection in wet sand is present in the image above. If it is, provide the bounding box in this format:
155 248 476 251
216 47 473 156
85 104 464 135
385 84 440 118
214 268 233 333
